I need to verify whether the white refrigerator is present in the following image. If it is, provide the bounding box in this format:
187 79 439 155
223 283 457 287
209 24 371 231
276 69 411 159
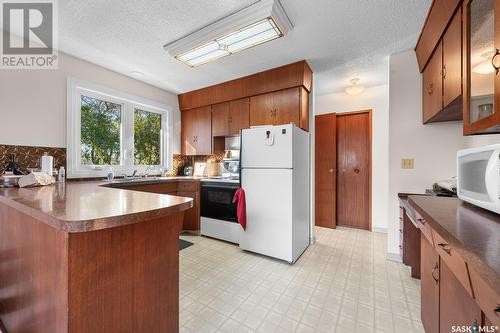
240 124 310 263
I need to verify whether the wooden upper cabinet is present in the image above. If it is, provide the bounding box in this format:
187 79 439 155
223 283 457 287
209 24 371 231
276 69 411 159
178 61 312 110
423 42 443 123
420 236 440 333
181 106 212 155
443 7 462 107
211 102 230 137
415 0 462 71
212 98 250 137
463 0 500 135
250 87 308 130
229 98 250 135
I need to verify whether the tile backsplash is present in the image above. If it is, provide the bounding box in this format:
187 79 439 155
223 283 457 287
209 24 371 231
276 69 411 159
171 153 224 176
0 144 66 174
0 144 224 177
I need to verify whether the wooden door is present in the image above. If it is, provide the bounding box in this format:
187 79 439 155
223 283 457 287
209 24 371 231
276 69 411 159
336 111 371 230
315 113 336 229
421 236 440 333
181 109 196 155
193 106 212 155
423 42 443 123
440 260 482 333
250 93 274 126
229 98 250 135
212 102 230 137
273 88 300 126
443 8 462 107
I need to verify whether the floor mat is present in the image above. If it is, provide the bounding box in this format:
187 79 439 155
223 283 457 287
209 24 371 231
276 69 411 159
179 239 194 251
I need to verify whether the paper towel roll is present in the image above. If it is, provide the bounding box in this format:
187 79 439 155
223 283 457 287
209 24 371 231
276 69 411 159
41 154 54 175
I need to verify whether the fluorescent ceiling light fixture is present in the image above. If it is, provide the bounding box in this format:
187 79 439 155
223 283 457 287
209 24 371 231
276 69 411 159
164 0 293 67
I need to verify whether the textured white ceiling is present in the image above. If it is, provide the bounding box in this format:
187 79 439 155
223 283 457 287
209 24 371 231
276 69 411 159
59 0 431 95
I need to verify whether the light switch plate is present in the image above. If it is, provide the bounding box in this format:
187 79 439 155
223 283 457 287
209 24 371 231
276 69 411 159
401 158 414 169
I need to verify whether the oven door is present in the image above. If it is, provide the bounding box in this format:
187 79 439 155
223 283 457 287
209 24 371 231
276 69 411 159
201 182 239 222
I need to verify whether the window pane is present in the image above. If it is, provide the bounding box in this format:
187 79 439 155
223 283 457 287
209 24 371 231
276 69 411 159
80 95 121 165
134 109 162 165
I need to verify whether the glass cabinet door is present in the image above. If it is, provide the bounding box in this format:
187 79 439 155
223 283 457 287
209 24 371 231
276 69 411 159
464 0 500 134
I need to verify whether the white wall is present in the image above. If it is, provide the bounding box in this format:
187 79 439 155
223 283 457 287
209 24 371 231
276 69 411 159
315 84 390 233
0 51 181 152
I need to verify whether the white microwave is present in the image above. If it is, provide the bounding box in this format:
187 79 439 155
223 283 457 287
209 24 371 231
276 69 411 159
457 144 500 214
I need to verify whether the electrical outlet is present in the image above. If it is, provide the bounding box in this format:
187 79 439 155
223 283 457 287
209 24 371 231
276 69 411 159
401 158 414 169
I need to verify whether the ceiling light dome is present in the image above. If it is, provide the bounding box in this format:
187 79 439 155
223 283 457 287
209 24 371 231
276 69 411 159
345 78 365 95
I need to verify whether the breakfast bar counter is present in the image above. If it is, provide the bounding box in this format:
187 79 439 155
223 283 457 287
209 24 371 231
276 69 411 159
0 181 193 333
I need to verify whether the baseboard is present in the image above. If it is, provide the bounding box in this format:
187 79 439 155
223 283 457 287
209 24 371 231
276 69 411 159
372 227 388 233
386 252 402 263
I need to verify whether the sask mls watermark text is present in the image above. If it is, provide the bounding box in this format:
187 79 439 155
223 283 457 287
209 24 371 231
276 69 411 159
1 0 58 69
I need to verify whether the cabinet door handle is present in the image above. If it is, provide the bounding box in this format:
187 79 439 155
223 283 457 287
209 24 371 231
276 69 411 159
431 262 439 284
416 217 426 225
427 83 433 96
437 243 451 256
494 305 500 316
492 48 500 75
441 65 446 79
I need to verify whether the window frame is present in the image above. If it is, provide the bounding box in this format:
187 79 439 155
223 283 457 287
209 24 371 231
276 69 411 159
67 77 173 179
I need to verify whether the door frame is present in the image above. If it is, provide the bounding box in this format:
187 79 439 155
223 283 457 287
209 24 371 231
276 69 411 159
335 109 372 231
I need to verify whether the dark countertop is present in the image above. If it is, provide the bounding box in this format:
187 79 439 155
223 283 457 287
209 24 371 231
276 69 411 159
0 180 194 233
408 196 500 295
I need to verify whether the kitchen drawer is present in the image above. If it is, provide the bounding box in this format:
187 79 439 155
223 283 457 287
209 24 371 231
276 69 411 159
177 181 197 192
432 230 473 297
415 211 434 246
468 268 500 327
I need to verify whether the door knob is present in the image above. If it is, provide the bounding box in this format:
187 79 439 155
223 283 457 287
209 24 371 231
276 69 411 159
328 169 334 173
354 168 360 173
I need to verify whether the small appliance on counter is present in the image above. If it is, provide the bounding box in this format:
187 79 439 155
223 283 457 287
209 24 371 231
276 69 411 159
181 165 193 176
426 177 457 197
457 144 500 214
2 153 25 175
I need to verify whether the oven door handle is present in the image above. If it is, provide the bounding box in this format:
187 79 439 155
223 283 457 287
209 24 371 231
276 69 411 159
201 184 240 190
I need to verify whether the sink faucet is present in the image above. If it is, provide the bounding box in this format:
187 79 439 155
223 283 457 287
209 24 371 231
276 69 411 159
131 170 138 177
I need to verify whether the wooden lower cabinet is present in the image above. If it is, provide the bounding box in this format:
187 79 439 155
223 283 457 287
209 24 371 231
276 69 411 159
111 181 200 231
440 259 482 332
421 236 440 333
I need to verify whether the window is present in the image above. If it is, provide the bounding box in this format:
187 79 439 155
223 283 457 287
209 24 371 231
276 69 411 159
67 78 172 178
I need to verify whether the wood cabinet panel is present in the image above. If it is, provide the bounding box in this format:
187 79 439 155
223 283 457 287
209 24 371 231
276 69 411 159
181 108 196 155
469 266 500 327
194 106 212 155
314 113 336 229
423 42 444 123
440 259 482 333
403 211 421 279
433 229 474 297
178 61 312 110
273 88 301 126
421 236 440 333
181 106 212 155
415 210 434 246
300 88 309 131
443 8 462 107
415 0 461 71
211 102 230 137
250 88 301 128
250 92 277 126
176 191 199 231
229 98 250 135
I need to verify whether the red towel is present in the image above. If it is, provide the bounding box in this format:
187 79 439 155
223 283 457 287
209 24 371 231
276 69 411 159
232 188 247 231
